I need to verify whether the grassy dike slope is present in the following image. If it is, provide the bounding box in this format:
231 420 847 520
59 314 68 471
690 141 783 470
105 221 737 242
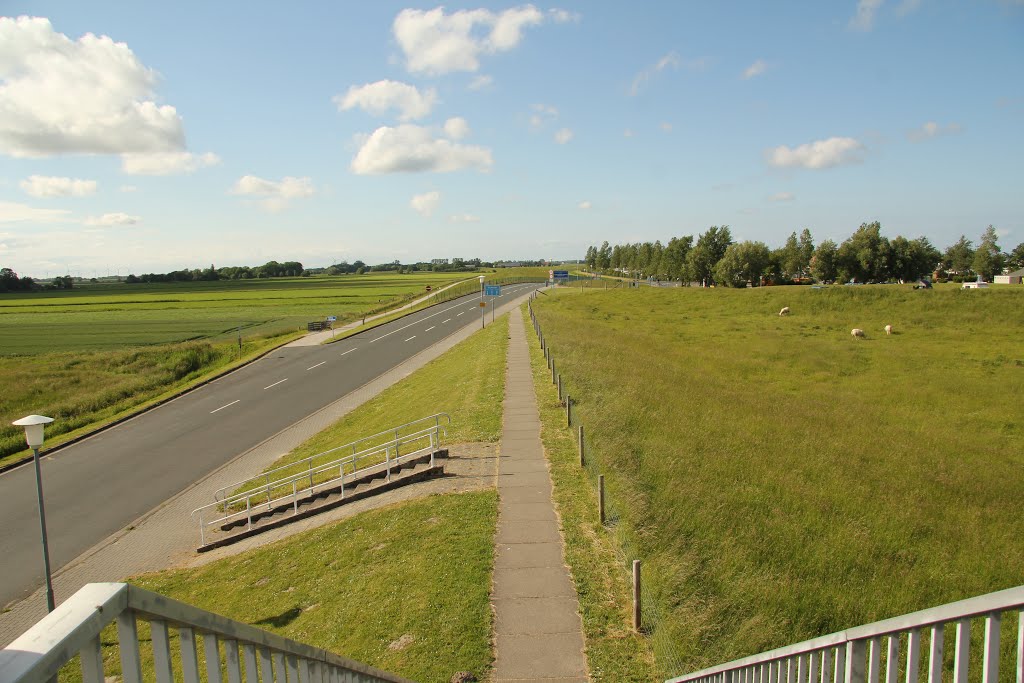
530 285 1024 676
62 315 514 683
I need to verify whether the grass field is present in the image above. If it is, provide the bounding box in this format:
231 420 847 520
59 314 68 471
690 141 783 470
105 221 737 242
56 491 498 683
529 284 1024 678
0 273 471 355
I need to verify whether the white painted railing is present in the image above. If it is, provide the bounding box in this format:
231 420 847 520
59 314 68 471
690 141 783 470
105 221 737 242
667 586 1024 683
0 582 412 683
193 416 449 546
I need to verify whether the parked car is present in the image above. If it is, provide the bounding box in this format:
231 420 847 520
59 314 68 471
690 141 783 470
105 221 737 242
913 278 933 290
962 280 989 289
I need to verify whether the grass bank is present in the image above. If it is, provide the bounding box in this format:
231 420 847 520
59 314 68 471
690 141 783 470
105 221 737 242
242 314 509 489
530 285 1024 678
58 491 498 683
522 305 656 682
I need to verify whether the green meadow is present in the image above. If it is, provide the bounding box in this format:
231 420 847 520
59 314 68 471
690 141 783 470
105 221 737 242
529 285 1024 678
0 273 469 355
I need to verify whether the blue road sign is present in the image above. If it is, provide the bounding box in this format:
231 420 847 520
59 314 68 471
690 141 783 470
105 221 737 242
485 285 501 296
552 270 569 279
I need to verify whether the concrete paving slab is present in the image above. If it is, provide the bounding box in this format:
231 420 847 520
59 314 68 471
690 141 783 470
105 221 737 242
496 519 563 545
498 471 555 488
493 632 588 679
497 501 557 521
492 596 583 634
498 485 554 504
498 458 550 474
494 541 564 569
493 566 577 599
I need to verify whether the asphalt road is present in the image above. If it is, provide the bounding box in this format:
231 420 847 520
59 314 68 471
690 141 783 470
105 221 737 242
0 283 540 608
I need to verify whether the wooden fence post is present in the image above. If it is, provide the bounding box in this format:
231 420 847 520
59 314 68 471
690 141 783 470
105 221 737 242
578 425 584 467
633 560 642 631
598 474 605 525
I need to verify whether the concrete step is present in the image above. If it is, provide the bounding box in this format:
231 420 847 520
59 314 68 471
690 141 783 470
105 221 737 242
198 450 448 552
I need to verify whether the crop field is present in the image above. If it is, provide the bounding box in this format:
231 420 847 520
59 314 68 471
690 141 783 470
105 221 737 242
529 285 1024 677
0 272 469 355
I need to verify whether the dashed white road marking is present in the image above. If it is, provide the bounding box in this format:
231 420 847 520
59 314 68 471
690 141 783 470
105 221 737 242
210 400 240 414
340 348 356 356
307 361 326 370
263 379 288 390
442 318 451 323
457 312 465 317
425 326 435 332
404 335 417 342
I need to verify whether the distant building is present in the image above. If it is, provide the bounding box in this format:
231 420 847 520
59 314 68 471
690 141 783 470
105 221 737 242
994 268 1024 285
431 258 449 265
496 261 523 268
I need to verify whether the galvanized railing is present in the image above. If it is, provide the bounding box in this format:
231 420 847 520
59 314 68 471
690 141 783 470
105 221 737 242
667 585 1024 683
212 414 451 502
193 415 450 546
0 582 411 683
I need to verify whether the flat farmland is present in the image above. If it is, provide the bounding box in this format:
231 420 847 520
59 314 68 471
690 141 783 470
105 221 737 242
0 273 469 355
530 284 1024 677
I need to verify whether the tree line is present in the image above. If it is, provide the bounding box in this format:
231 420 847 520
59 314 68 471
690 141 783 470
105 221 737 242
0 268 73 292
585 223 1024 287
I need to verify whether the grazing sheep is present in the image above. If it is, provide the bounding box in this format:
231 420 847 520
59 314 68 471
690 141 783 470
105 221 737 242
851 328 865 338
779 306 790 316
884 324 892 336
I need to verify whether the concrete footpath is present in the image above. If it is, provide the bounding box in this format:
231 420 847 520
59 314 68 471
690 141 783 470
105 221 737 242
491 309 588 682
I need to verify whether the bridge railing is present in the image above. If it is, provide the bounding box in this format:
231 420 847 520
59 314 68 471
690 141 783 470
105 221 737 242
0 582 412 683
667 585 1024 683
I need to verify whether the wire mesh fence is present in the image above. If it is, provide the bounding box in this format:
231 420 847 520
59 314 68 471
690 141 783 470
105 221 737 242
527 294 689 681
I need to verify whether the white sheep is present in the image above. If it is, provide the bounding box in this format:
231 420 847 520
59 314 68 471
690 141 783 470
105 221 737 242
779 306 790 316
884 324 892 336
851 328 865 338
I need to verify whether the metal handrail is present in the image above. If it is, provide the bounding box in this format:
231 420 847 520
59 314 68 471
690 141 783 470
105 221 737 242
0 582 413 683
667 585 1024 683
213 413 450 502
193 419 448 546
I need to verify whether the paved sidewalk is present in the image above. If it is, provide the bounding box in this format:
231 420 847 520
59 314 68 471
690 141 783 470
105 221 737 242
0 291 534 648
491 308 588 682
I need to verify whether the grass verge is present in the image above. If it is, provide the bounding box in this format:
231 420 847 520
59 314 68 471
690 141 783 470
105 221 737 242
522 305 656 682
530 285 1024 678
58 491 498 683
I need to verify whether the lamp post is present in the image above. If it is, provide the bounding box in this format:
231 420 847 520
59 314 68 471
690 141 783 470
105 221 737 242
479 275 486 329
12 414 56 612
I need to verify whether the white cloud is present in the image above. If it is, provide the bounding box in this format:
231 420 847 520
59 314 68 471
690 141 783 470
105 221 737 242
907 121 964 142
350 123 493 175
231 175 315 212
394 5 567 75
20 175 97 198
444 116 471 140
849 0 885 31
624 128 634 138
578 200 592 210
121 151 220 175
449 213 480 223
629 51 706 96
529 103 559 130
554 127 574 144
769 192 796 202
333 80 438 121
743 59 768 79
468 74 494 90
84 212 140 227
0 200 73 223
766 136 864 169
895 0 922 16
0 16 186 158
410 191 441 217
548 9 580 23
660 122 673 133
119 185 137 193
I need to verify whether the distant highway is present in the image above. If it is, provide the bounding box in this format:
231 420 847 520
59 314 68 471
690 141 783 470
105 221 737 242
0 283 540 608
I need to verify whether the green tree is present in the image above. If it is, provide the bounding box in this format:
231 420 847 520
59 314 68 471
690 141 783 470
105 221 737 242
943 235 974 278
686 225 733 285
714 241 772 287
972 225 1004 281
836 222 890 282
584 245 597 270
663 235 694 281
798 228 815 274
597 241 612 271
779 232 802 279
810 239 838 283
1007 242 1024 271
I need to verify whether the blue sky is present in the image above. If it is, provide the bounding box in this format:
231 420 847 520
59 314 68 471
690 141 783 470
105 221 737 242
1 1 1021 277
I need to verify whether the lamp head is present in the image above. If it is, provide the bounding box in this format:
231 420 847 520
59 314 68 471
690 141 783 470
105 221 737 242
12 415 54 448
478 275 485 284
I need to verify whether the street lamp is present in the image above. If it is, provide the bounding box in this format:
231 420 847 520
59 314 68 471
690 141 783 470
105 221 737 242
12 414 56 612
479 275 486 329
